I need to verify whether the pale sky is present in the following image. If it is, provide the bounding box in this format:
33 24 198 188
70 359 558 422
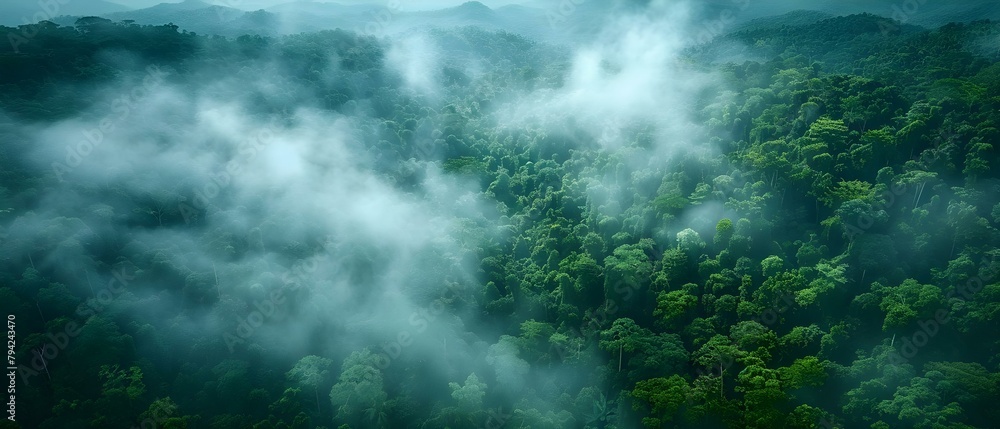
106 0 526 11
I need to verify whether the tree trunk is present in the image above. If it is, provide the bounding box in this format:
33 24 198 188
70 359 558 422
214 263 221 299
914 182 926 209
34 348 51 380
315 387 321 415
85 269 95 296
618 343 623 372
719 364 724 398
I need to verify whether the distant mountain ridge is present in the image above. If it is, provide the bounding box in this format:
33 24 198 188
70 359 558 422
734 10 835 32
7 0 999 43
0 0 128 26
103 1 245 24
61 0 561 41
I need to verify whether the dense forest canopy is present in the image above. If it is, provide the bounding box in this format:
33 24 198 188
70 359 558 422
1 0 999 428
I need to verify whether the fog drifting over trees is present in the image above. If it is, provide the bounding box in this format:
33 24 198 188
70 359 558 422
2 0 1000 428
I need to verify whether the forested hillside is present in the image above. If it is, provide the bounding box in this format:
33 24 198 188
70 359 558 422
1 6 999 429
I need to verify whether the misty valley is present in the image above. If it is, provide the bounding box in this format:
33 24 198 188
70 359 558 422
1 0 1000 428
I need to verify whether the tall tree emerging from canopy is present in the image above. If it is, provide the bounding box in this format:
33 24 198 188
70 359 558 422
449 373 487 412
600 317 646 373
604 243 654 299
329 350 388 428
630 375 691 426
288 355 334 415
